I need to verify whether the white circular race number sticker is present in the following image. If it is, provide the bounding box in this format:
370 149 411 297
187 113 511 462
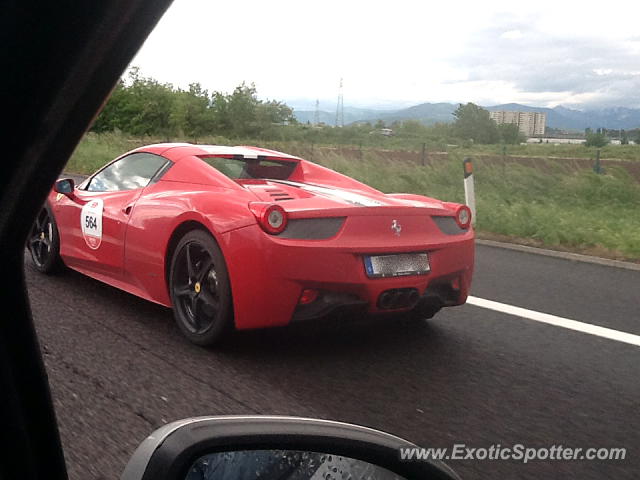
81 199 103 249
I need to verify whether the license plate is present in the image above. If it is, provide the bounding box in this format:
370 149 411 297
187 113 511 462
363 252 430 278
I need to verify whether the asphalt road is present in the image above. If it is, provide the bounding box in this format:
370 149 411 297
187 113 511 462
26 244 640 479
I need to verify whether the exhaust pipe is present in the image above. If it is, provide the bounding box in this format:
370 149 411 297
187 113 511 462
377 288 420 310
378 291 393 309
408 290 420 305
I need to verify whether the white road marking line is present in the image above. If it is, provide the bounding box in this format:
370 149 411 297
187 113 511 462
467 296 640 348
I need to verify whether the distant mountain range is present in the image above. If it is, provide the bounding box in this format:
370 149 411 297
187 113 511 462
293 102 640 131
296 106 396 127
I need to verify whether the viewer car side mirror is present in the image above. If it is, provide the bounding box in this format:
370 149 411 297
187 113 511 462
54 178 75 195
121 416 460 480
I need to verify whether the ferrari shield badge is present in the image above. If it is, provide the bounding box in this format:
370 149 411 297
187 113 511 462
81 199 103 249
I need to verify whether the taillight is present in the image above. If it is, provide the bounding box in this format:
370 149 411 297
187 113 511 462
251 203 288 234
455 205 472 229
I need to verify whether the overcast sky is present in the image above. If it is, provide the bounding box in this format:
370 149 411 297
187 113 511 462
131 0 640 110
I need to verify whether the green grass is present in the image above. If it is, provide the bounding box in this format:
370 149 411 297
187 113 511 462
67 132 640 174
67 132 143 173
453 142 640 161
66 133 640 260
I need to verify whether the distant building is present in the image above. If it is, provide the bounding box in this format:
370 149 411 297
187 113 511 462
490 111 546 137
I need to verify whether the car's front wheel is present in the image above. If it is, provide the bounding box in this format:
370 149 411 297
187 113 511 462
27 204 63 274
169 230 233 346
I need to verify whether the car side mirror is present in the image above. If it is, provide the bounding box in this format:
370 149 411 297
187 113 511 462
121 416 460 480
54 178 75 195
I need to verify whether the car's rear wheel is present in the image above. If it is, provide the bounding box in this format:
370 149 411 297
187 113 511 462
27 204 63 274
169 230 232 346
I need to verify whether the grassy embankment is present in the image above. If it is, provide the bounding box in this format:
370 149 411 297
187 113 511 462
454 143 640 161
67 133 640 261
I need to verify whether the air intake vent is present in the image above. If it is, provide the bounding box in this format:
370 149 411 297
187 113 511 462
277 217 346 239
432 216 468 235
266 188 294 201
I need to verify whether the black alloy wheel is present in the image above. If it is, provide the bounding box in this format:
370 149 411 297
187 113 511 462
169 229 232 346
28 204 62 274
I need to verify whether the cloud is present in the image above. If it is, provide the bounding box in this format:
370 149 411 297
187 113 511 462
131 1 640 109
446 19 640 108
500 30 524 40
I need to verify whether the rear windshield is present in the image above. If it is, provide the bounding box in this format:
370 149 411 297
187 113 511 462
200 157 297 180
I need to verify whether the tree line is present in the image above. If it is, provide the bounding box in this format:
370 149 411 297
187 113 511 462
90 69 524 148
91 68 296 140
92 70 639 148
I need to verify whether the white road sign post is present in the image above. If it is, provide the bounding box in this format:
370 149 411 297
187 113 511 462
463 157 476 227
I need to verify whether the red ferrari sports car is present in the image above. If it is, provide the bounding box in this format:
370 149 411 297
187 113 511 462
28 143 474 345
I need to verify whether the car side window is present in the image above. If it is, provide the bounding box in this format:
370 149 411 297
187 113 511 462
86 153 169 192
